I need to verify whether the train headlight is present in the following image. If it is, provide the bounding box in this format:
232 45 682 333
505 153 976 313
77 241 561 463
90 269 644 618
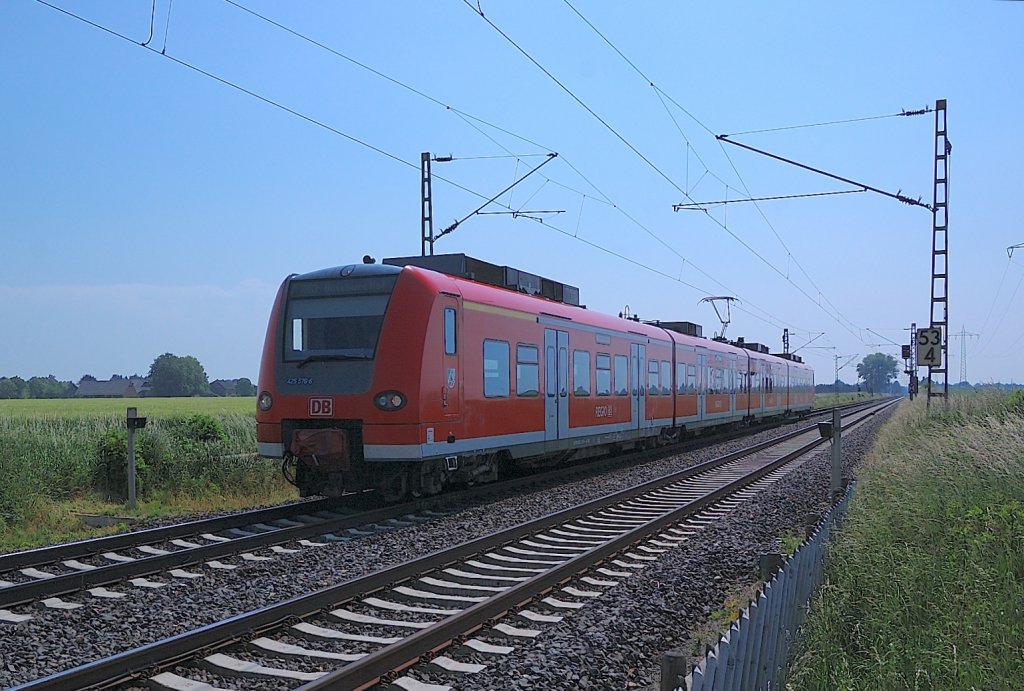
258 391 273 411
374 390 406 411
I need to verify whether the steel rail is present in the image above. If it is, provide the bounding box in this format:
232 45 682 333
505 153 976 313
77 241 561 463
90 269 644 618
12 400 897 691
1 402 843 578
0 400 881 610
304 437 825 688
303 400 896 689
0 402 861 607
0 496 343 572
0 412 809 609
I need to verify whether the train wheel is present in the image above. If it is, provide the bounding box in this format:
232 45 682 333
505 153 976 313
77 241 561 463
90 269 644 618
417 461 446 497
379 473 408 503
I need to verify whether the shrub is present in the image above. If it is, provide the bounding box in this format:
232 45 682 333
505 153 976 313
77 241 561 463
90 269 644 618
1005 389 1024 414
91 427 166 501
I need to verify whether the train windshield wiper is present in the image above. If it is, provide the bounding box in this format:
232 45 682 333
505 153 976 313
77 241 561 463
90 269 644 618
296 354 372 369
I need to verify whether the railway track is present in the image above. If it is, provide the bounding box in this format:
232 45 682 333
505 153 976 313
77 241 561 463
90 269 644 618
11 398 896 691
0 402 873 619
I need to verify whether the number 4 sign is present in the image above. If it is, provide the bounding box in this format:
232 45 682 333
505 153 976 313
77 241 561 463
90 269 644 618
916 328 943 367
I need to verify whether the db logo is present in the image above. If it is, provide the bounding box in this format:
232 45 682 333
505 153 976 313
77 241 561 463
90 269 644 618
309 398 333 417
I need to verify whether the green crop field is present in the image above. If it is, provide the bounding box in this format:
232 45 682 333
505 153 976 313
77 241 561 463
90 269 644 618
0 396 296 552
0 396 255 418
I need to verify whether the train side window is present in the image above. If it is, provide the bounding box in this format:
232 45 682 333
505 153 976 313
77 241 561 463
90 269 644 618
569 352 593 395
573 350 591 396
596 354 611 396
676 362 685 394
647 360 660 395
660 361 671 395
483 340 510 397
687 365 696 393
516 345 539 397
444 308 457 355
614 354 628 396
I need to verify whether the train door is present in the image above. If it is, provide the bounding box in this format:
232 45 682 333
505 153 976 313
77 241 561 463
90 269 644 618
544 329 569 442
729 355 738 419
630 343 647 431
441 298 461 421
696 354 704 419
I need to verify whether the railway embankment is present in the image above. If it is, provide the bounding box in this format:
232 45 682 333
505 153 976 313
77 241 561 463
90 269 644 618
789 390 1024 690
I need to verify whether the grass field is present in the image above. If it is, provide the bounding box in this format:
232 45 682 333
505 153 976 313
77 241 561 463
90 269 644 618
0 397 296 552
0 396 256 418
789 391 1024 689
812 392 884 408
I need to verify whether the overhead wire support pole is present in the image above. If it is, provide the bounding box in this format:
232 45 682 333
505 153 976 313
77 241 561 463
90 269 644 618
1008 243 1024 259
421 152 434 256
435 153 558 241
927 99 950 407
716 135 933 211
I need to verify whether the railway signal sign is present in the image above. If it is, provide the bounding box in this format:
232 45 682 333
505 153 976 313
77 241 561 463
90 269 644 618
916 327 943 367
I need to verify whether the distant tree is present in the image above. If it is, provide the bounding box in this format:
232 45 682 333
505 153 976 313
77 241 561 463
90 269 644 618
856 353 899 395
147 353 210 397
0 376 28 399
80 374 97 382
235 377 256 396
27 375 74 399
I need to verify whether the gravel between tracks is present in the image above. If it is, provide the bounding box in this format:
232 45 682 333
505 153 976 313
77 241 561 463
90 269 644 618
0 407 892 689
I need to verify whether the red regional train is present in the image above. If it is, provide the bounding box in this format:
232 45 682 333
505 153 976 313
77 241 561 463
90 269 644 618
256 254 814 500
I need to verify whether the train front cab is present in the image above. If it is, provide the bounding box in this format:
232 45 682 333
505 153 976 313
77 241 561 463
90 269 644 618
256 263 444 498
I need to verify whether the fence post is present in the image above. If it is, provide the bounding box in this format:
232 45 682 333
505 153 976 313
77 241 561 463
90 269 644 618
661 650 688 691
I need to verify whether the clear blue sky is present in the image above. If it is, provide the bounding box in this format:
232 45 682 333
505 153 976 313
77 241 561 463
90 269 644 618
2 1 1021 385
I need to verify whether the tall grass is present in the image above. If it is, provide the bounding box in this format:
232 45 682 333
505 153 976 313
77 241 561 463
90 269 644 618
0 402 293 548
789 392 1024 690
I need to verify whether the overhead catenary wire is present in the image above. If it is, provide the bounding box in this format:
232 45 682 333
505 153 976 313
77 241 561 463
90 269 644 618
673 189 866 210
39 0 815 339
160 0 173 54
717 135 933 211
721 108 932 138
559 0 930 347
976 261 1024 357
973 256 1012 355
549 1 872 344
34 1 527 212
435 153 559 240
218 0 817 334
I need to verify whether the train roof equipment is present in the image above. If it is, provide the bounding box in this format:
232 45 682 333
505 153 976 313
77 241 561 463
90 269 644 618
643 320 704 338
383 253 580 307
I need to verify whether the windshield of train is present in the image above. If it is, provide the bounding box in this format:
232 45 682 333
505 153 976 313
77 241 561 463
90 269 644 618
283 275 397 362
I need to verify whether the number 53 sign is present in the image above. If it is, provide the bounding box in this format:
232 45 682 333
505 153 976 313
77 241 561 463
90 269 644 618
916 328 943 367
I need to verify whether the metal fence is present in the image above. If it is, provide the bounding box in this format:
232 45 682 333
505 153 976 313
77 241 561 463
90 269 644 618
663 482 856 691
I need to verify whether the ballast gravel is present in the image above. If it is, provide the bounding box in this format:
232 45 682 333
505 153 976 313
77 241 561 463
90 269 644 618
0 406 893 689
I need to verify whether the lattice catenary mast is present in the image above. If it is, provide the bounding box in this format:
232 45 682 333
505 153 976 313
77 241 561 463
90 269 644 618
927 100 950 406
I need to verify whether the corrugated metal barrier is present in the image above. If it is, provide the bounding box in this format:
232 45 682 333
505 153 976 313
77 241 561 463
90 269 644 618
663 482 856 691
